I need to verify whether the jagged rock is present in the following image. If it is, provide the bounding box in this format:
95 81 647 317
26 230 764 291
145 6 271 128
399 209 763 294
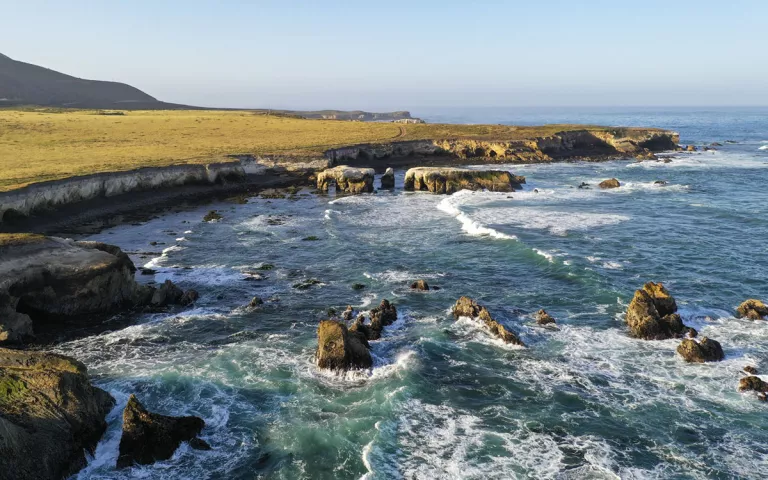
367 299 398 339
686 145 697 152
151 280 184 306
352 283 366 290
599 178 621 189
316 166 375 193
535 309 556 325
625 282 692 340
203 210 222 222
577 182 590 189
342 305 355 322
117 394 209 469
739 376 768 393
179 289 199 306
380 167 395 189
0 348 115 480
316 320 372 370
410 279 430 291
349 315 373 342
677 337 724 363
452 297 524 346
654 180 668 185
404 167 524 194
744 365 759 375
736 299 768 320
0 292 33 344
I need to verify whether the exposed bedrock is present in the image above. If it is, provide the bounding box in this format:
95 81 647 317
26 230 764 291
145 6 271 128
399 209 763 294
0 348 115 480
535 309 556 325
677 337 724 363
736 299 768 320
117 394 210 469
325 129 679 166
316 320 372 371
380 167 395 189
404 167 525 194
625 282 695 340
452 296 524 346
0 235 194 345
316 165 375 194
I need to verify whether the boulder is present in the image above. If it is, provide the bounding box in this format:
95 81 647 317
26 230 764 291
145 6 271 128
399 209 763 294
739 376 768 394
535 309 556 325
686 145 697 152
736 299 768 320
117 395 209 469
151 279 184 306
676 337 724 363
203 210 222 222
342 305 355 321
625 282 692 340
410 279 430 291
0 348 115 480
744 365 759 375
404 167 525 194
598 178 621 189
179 289 199 306
380 167 395 189
248 296 264 308
452 297 524 346
316 320 372 371
316 166 375 194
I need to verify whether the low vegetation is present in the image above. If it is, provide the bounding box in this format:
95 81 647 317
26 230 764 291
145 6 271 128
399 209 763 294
0 108 630 192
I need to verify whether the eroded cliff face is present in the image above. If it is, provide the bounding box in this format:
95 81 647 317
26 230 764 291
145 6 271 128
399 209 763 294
325 128 679 165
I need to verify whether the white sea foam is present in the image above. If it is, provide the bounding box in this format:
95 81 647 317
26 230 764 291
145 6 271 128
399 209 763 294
601 261 623 270
469 206 629 236
437 191 517 240
759 145 768 150
534 249 555 263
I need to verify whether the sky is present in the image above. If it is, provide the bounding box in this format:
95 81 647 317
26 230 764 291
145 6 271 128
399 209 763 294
1 0 766 110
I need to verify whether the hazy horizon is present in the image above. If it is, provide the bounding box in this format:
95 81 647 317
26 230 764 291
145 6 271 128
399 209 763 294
2 0 766 110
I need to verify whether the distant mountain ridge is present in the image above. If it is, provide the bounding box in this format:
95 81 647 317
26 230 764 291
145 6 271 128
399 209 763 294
0 53 418 121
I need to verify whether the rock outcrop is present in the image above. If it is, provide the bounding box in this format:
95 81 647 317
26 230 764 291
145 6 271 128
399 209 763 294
410 279 430 291
404 167 525 194
0 235 195 345
736 299 768 320
535 309 556 325
316 320 372 371
599 178 621 189
739 376 768 400
380 168 395 189
677 337 724 363
316 165 375 193
0 348 115 480
625 282 693 340
117 394 209 469
452 297 524 346
368 299 398 340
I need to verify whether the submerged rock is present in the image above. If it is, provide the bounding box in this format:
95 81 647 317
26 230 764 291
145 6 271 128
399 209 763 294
117 394 209 469
452 296 524 346
404 167 525 194
203 210 222 222
744 365 759 375
739 376 768 397
248 296 264 308
736 299 768 320
677 337 724 363
686 145 697 152
316 320 372 371
625 282 692 340
410 279 430 291
316 165 375 194
380 167 395 189
535 309 556 325
598 178 621 189
0 348 115 480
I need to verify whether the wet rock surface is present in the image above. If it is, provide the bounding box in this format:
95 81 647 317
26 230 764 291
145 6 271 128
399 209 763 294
625 282 693 340
736 299 768 320
452 296 524 346
677 337 724 363
316 320 372 371
404 167 525 194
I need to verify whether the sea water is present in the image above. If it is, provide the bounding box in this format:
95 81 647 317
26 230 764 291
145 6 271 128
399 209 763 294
61 107 768 479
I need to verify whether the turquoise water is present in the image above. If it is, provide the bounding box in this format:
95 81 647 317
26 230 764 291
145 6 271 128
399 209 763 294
60 108 768 479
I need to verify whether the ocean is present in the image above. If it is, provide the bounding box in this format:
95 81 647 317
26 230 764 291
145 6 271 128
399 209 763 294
60 107 768 479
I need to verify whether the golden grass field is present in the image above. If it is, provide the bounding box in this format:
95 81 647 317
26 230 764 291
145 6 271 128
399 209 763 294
0 108 612 192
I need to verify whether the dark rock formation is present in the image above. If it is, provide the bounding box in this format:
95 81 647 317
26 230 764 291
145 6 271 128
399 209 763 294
677 337 724 363
0 348 115 480
0 236 197 345
739 376 768 396
248 296 264 308
367 299 398 339
535 309 556 325
380 167 395 189
686 145 697 152
342 305 355 321
411 279 430 291
316 320 372 371
117 394 209 469
203 210 222 222
452 297 524 346
316 166 375 193
404 167 524 194
179 289 199 306
744 365 759 375
736 299 768 320
625 282 693 340
599 178 621 189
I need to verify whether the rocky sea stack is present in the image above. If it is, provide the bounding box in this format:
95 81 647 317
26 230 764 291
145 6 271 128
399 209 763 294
117 394 210 469
316 320 372 371
625 282 693 340
404 167 525 194
736 299 768 320
316 165 375 193
452 296 524 345
677 337 724 363
0 348 115 480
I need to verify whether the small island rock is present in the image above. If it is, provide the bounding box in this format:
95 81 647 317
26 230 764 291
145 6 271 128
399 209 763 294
317 165 375 194
625 282 693 340
677 337 724 363
536 309 556 325
599 178 621 189
404 167 525 194
316 320 372 371
380 167 395 189
411 279 430 291
736 299 768 320
453 296 524 346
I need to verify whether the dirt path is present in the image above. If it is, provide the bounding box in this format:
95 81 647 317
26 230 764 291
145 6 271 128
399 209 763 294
395 125 406 138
